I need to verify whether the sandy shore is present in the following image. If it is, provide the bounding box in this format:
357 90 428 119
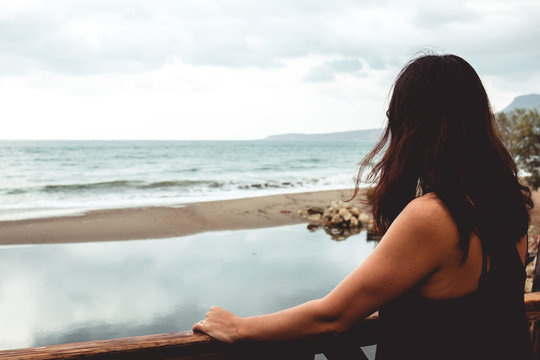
0 189 366 245
1 187 539 246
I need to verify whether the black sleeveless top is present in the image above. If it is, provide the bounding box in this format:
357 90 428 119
375 240 534 360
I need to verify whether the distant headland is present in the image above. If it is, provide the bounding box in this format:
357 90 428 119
262 128 383 142
503 94 540 112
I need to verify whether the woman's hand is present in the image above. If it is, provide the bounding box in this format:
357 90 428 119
192 306 243 343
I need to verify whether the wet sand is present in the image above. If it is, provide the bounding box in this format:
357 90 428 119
0 189 366 245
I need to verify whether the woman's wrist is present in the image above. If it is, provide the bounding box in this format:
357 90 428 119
231 316 248 342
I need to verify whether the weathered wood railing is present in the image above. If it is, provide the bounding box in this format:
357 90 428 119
1 293 539 360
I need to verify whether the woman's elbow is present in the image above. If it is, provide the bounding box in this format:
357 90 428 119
311 298 351 335
328 318 350 335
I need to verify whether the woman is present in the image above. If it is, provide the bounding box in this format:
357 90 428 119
193 54 535 359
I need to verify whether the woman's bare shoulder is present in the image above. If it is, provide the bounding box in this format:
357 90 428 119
404 192 448 216
390 193 460 251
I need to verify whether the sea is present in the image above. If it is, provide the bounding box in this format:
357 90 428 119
0 140 376 221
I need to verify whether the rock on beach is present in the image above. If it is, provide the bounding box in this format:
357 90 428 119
298 200 374 230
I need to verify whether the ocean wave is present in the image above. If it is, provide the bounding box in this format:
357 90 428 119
42 180 139 193
138 180 223 189
236 178 327 190
38 179 226 193
5 188 27 195
10 174 354 198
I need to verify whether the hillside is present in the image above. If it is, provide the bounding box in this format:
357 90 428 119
263 128 383 142
503 94 540 112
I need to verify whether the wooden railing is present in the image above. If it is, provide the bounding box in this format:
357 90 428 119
1 293 539 360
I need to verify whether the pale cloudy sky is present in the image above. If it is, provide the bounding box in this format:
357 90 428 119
1 0 539 140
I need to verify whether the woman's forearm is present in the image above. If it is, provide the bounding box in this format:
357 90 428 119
193 298 345 343
236 299 343 342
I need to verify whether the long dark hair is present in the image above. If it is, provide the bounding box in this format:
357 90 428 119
355 54 533 259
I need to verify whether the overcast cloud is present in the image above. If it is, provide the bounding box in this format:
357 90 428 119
0 0 539 139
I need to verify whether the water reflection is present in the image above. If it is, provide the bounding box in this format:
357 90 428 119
308 223 382 242
0 224 376 350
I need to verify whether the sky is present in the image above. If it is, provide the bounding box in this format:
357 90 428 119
0 0 539 140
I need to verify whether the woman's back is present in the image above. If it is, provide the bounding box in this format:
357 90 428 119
355 54 535 358
375 195 532 359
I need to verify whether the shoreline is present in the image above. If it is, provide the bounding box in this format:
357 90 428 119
1 187 539 246
0 189 365 245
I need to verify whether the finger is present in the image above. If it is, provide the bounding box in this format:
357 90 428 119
192 320 205 332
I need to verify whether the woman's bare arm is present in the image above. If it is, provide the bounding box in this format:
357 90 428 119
193 195 459 343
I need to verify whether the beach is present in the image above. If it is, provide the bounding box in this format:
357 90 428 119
1 187 539 245
0 188 369 245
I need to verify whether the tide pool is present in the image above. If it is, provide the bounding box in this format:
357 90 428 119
0 224 377 350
